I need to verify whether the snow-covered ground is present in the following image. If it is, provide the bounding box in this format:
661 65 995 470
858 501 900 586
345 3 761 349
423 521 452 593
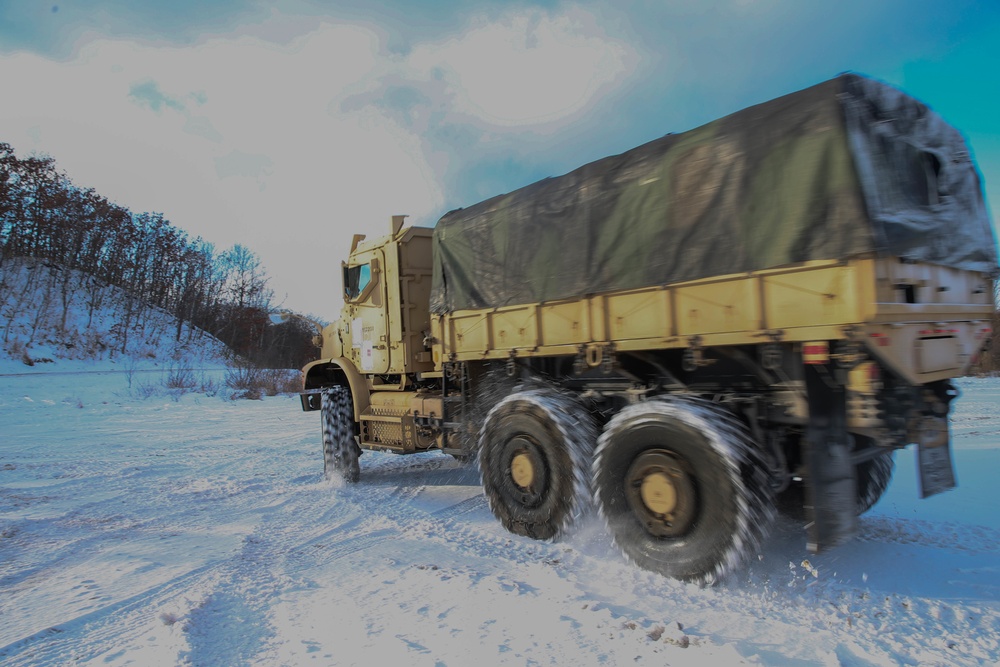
1 368 998 666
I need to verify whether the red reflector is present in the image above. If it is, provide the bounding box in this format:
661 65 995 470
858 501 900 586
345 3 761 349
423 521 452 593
803 341 829 365
869 332 891 347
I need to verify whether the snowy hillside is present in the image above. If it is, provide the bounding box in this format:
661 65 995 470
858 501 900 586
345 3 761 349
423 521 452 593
1 368 998 666
0 258 226 369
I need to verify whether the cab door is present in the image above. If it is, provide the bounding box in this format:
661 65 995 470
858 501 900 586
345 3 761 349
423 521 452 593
343 248 391 374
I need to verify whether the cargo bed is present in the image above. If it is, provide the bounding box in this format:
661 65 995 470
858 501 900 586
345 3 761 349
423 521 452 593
434 255 992 384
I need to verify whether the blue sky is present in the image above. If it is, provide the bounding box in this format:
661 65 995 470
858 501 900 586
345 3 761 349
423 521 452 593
1 0 998 317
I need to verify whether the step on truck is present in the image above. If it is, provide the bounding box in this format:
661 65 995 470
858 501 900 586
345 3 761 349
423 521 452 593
297 73 998 584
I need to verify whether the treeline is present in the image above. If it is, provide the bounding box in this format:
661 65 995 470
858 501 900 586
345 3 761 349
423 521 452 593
0 142 317 368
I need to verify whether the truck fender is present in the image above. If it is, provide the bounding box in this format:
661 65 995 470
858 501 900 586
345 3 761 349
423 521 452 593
302 357 370 422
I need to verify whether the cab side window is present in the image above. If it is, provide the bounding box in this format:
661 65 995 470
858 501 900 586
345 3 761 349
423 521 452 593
344 263 372 301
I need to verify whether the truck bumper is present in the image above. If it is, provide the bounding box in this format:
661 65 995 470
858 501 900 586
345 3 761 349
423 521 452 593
300 390 322 412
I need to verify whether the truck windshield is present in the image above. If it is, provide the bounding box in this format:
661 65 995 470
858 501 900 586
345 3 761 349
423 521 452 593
344 263 371 301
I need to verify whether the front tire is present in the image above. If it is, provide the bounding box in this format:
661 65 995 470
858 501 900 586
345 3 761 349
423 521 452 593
479 388 595 540
321 386 361 483
593 397 774 585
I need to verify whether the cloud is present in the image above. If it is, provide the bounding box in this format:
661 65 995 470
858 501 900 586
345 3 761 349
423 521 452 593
183 116 223 142
334 6 641 209
0 6 640 316
348 7 638 131
128 79 187 112
404 8 634 127
0 0 263 59
214 150 273 190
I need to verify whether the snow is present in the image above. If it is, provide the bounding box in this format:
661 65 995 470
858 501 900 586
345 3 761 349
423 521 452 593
0 258 228 374
1 369 999 666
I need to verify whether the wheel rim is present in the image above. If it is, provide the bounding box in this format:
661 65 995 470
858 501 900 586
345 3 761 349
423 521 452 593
479 389 596 541
640 472 677 515
503 436 548 507
625 449 697 538
510 450 535 489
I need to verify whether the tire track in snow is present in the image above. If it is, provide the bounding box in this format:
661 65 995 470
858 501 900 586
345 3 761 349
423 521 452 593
0 559 227 665
315 452 1000 667
857 515 1000 553
172 483 385 666
310 459 578 574
5 378 999 667
171 467 483 665
0 475 364 665
431 494 486 518
0 448 447 664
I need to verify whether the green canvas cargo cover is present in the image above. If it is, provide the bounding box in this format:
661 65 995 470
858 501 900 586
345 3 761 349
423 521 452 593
429 73 998 314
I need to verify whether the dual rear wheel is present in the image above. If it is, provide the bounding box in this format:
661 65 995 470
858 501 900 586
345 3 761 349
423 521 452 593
776 448 895 521
592 398 775 585
478 389 595 540
479 391 775 584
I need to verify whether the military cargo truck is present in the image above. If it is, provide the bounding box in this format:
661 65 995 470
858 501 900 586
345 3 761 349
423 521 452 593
297 73 998 584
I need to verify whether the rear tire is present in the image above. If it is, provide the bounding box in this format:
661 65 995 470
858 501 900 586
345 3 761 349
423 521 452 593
322 386 361 483
856 451 894 515
593 397 774 585
776 449 895 521
479 388 595 540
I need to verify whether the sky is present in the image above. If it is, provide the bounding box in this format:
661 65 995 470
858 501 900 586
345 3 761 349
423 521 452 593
1 0 999 319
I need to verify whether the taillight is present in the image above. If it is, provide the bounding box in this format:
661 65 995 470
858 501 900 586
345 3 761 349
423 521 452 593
803 341 829 364
869 332 891 347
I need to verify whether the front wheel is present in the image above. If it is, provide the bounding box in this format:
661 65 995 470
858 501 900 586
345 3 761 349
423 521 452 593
593 397 775 585
321 386 361 483
479 388 595 540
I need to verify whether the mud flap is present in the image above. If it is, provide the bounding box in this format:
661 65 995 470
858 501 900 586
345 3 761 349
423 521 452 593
803 364 858 553
916 415 956 498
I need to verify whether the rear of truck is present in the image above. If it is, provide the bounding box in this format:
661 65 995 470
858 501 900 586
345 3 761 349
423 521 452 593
427 73 998 580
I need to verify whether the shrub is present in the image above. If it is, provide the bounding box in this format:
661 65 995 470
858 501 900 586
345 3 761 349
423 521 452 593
224 364 263 391
224 363 301 399
165 365 197 390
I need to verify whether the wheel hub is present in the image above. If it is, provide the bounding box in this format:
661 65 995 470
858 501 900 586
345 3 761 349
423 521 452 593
625 449 697 538
502 436 548 508
640 471 677 516
510 451 535 489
